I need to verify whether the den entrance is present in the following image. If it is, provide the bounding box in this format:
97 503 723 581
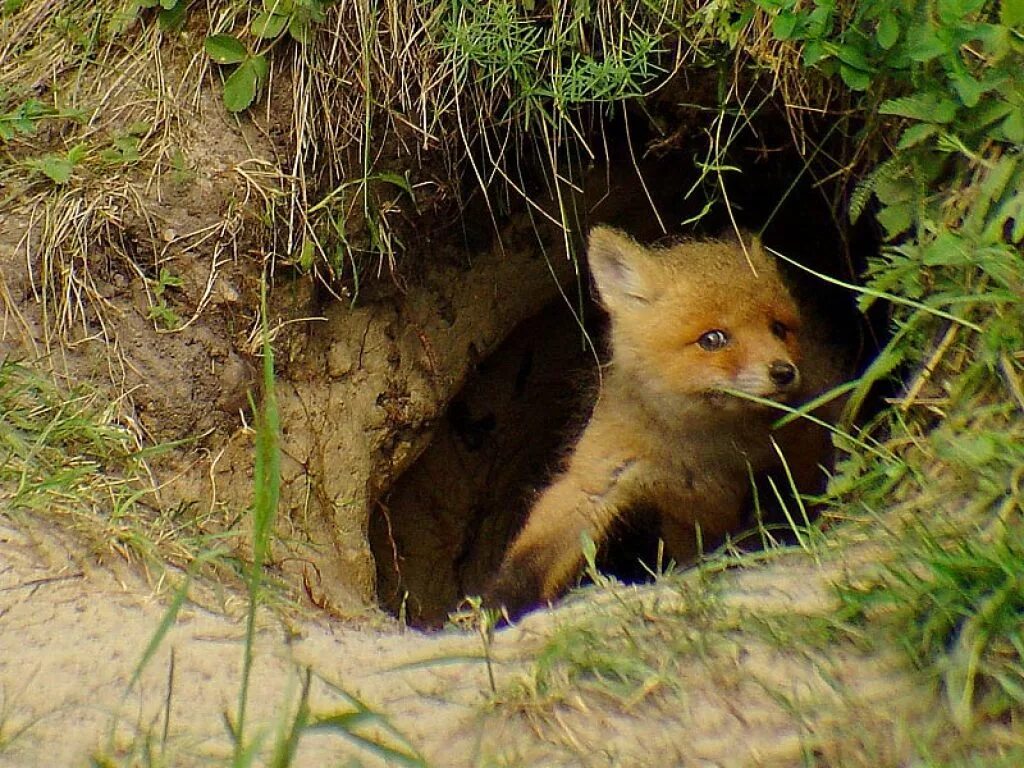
367 119 872 630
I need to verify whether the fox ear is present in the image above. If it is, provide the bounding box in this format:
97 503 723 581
747 232 767 258
588 226 657 313
720 227 773 272
745 234 780 275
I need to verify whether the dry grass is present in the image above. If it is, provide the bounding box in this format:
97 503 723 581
0 360 212 569
1 0 855 343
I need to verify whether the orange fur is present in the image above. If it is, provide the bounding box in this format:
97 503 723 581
485 226 845 619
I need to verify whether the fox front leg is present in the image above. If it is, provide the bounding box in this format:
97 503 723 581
485 458 639 621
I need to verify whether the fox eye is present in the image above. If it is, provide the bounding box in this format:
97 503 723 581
771 320 789 340
697 329 730 351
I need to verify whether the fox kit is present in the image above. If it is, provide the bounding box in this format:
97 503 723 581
486 226 843 619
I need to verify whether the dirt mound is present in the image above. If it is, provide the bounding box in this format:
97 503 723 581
0 516 928 767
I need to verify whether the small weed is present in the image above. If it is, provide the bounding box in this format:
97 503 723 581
23 142 89 185
452 595 498 694
203 0 327 113
98 123 150 167
166 148 193 184
146 267 183 330
0 97 85 142
204 34 270 114
304 170 416 287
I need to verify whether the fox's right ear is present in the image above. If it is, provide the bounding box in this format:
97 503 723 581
588 226 657 313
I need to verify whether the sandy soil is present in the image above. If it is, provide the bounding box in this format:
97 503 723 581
0 512 929 768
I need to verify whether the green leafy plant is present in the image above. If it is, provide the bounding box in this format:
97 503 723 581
146 267 183 330
205 34 270 113
23 142 88 184
0 98 85 142
99 122 150 166
204 0 326 112
742 0 1024 752
756 0 1024 114
252 0 327 44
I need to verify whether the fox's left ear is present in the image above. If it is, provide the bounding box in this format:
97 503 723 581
748 233 769 258
720 226 760 245
722 228 772 268
588 226 659 314
748 235 771 266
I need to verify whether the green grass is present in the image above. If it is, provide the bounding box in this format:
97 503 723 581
839 506 1024 729
2 0 797 299
231 278 282 763
0 359 189 562
492 565 722 709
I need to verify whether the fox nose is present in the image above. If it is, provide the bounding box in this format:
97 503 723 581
769 360 798 389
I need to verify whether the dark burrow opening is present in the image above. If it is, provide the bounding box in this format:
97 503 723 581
369 298 601 628
368 103 881 629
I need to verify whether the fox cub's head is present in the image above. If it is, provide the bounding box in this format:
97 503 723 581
589 226 803 409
